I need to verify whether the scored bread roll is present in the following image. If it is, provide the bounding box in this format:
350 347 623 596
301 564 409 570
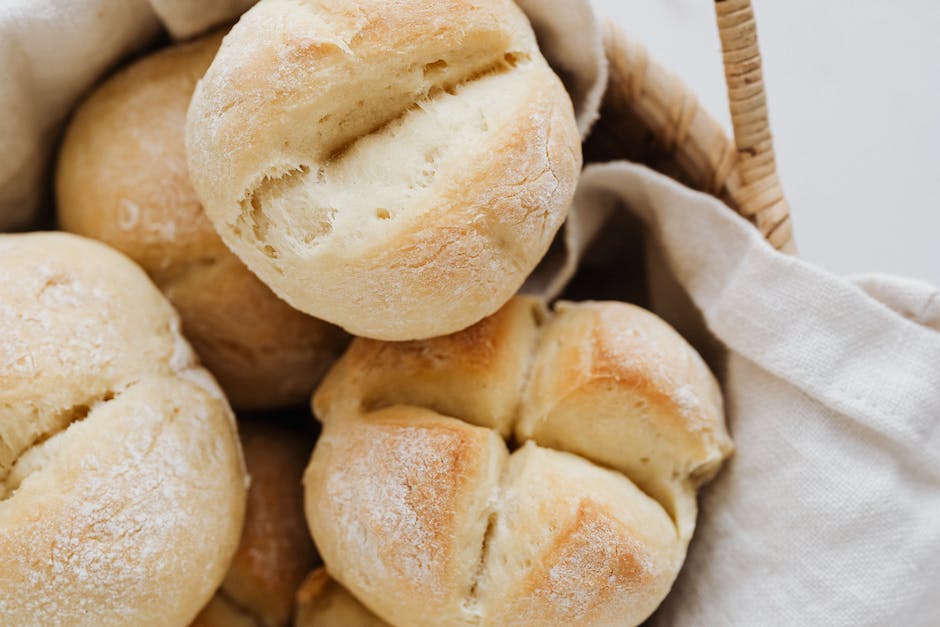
192 417 319 627
516 301 729 539
186 0 582 341
56 31 348 410
0 232 246 626
294 569 390 627
305 296 733 626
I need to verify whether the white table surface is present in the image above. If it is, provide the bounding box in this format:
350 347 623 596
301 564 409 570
594 0 940 287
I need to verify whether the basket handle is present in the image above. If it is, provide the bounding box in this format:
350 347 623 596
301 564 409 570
714 0 795 253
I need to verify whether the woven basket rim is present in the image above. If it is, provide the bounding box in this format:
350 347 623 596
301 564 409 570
589 1 794 253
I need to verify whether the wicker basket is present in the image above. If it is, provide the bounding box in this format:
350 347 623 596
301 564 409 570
584 0 795 254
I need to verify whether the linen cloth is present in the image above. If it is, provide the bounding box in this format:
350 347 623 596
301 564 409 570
2 0 938 624
573 162 940 626
0 0 258 231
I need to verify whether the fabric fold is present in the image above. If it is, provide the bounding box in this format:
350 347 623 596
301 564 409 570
572 161 940 626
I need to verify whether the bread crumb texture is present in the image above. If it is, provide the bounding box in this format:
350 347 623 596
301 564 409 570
186 0 582 340
306 296 733 626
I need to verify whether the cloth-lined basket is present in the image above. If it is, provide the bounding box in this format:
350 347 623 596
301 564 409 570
587 0 794 253
1 0 938 624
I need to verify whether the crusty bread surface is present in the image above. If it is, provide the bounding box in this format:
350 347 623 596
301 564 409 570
186 0 582 340
56 31 347 410
0 232 246 626
305 296 733 626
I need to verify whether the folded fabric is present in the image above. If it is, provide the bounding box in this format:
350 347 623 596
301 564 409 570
573 162 940 626
0 0 256 231
7 0 938 623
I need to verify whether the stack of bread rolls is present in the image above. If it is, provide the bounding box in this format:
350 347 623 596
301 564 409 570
56 31 348 410
0 0 732 624
305 296 732 625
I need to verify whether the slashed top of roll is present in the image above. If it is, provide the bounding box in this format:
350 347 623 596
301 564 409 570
186 0 581 340
0 233 246 626
306 296 733 626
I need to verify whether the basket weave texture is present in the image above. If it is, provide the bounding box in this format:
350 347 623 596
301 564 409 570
584 0 794 253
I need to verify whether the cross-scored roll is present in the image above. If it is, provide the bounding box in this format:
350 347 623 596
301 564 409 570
304 296 733 626
56 32 348 410
185 0 582 341
0 233 246 626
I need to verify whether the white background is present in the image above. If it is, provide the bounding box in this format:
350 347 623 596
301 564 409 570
594 0 940 286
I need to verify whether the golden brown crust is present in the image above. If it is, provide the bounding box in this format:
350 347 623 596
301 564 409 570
57 32 227 272
0 233 246 626
496 502 660 626
56 30 347 410
476 444 682 627
161 255 348 409
304 406 507 626
295 568 331 609
186 0 581 340
314 297 544 436
304 296 732 625
517 301 733 537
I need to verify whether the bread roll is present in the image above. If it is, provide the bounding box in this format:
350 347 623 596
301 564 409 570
0 232 246 626
56 31 348 410
294 569 390 627
185 0 582 341
192 418 318 627
516 301 730 539
305 296 733 626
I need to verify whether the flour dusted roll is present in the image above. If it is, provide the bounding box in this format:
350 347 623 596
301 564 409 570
185 0 582 340
193 418 318 627
305 296 733 626
0 233 246 626
516 301 730 539
57 32 348 410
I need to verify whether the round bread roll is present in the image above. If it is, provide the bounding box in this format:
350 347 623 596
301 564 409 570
185 0 582 341
192 417 319 627
305 296 733 626
295 569 390 627
56 31 348 410
0 232 246 626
